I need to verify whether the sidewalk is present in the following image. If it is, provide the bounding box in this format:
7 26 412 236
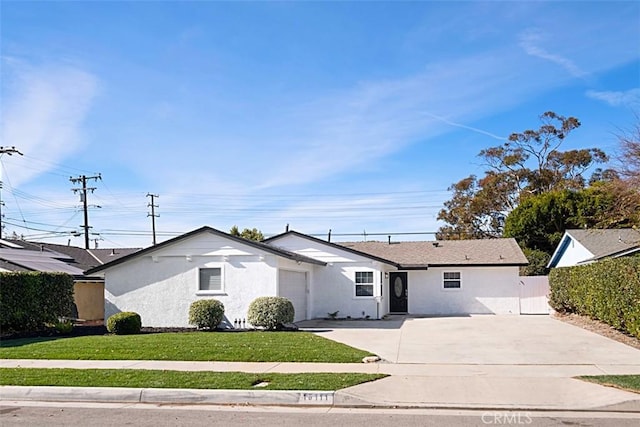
2 359 640 412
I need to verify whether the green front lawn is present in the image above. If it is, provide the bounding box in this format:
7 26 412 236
0 332 372 363
0 368 386 390
578 375 640 394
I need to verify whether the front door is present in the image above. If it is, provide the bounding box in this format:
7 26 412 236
389 272 408 313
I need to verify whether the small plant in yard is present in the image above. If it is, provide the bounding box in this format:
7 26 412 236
54 319 74 335
107 312 142 335
247 296 294 330
327 311 339 320
189 299 225 330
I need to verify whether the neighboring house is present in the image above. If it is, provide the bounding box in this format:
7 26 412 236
547 229 640 268
86 226 529 328
0 239 139 321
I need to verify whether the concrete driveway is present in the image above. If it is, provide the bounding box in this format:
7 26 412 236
298 315 640 365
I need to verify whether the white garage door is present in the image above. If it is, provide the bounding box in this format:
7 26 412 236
278 270 307 322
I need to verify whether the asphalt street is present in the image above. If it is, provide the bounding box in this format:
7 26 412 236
2 402 640 427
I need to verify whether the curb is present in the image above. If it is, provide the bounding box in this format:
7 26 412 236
333 390 640 413
2 386 640 413
0 386 334 406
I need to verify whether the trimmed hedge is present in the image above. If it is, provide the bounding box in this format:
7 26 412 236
106 312 142 335
0 272 74 332
247 296 294 330
189 299 225 330
549 257 640 338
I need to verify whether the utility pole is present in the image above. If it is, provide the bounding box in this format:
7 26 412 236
91 237 104 249
147 193 159 245
0 146 23 239
70 174 101 249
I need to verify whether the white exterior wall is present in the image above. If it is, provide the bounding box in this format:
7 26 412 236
310 262 387 319
268 235 389 319
407 267 521 315
554 238 594 267
104 233 280 327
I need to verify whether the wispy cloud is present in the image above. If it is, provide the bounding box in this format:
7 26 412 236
518 29 587 78
250 51 559 190
585 88 640 107
1 60 99 186
419 112 506 140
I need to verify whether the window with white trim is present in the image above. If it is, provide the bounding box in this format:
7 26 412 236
443 271 461 289
355 271 374 297
199 267 223 292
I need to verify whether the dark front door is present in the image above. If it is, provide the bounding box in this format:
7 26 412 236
389 272 408 313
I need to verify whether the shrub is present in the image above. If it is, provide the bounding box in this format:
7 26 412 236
247 296 294 330
0 272 74 332
549 257 640 338
107 312 142 335
189 299 225 330
520 248 550 276
54 320 74 335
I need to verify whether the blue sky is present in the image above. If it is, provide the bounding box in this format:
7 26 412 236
1 1 639 248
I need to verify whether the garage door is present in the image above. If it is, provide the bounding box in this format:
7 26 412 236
278 270 307 322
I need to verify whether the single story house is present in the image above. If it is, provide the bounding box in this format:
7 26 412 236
0 239 139 321
86 226 529 328
547 229 640 268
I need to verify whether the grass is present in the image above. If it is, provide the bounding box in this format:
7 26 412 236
0 332 373 362
0 368 386 391
578 375 640 394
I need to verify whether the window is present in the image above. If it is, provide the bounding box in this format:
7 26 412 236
443 271 461 289
199 268 222 292
355 271 374 297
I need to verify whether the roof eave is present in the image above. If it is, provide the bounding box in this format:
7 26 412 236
427 263 528 267
266 230 399 267
592 245 640 261
547 232 572 268
397 264 429 270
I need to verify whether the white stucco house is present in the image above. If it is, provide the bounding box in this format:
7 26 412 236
547 228 640 268
86 226 529 327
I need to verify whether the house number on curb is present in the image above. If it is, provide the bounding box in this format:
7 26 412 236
302 393 331 401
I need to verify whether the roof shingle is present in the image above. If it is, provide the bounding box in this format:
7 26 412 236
340 238 528 267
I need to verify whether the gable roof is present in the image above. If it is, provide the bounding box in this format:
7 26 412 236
266 231 527 268
548 228 640 267
89 248 143 265
341 238 528 267
85 226 326 275
264 230 400 267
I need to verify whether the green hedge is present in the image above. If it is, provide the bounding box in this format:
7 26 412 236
0 272 75 332
549 257 640 338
